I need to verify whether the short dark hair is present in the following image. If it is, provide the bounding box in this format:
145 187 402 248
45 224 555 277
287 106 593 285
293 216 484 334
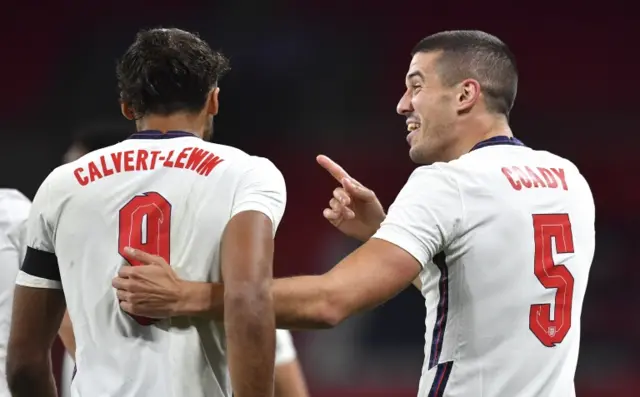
412 30 518 116
116 28 230 117
72 125 132 152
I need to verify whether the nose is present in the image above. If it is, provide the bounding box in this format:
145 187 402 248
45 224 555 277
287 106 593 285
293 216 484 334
396 90 413 116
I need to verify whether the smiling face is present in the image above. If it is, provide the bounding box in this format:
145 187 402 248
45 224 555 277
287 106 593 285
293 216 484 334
396 51 481 165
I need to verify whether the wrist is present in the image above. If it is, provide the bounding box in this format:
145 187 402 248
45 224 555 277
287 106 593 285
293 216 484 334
174 280 204 317
365 213 386 240
175 281 224 320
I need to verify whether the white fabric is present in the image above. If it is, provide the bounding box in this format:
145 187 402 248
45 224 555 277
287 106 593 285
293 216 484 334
0 189 31 397
60 352 75 397
374 145 593 397
18 136 286 397
275 329 297 365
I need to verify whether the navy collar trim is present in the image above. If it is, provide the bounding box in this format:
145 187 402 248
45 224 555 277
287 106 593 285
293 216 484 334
470 136 525 152
127 130 199 140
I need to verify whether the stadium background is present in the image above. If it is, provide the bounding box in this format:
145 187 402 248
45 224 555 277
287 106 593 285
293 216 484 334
1 1 637 396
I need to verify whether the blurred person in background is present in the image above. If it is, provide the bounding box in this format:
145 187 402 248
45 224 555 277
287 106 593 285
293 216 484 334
58 129 310 397
115 30 595 397
273 328 309 397
7 27 283 397
0 189 30 397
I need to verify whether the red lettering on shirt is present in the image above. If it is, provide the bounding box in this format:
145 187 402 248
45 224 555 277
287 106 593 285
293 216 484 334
76 148 223 186
501 166 569 191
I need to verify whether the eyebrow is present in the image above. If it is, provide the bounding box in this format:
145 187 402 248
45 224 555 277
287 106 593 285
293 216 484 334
406 71 424 80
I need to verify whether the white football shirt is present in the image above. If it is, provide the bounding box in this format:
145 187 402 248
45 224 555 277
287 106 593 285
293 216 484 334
0 189 31 397
373 137 595 397
16 131 287 397
60 330 299 397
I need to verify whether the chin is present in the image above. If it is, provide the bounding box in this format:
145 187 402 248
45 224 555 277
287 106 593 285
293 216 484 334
408 144 432 165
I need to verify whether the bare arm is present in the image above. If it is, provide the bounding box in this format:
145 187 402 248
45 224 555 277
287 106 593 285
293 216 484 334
7 175 67 396
316 156 423 293
7 281 66 397
58 310 76 360
176 238 420 328
221 211 276 397
270 238 420 328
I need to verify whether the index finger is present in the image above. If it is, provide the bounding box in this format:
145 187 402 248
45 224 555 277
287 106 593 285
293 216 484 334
316 155 351 182
124 246 157 265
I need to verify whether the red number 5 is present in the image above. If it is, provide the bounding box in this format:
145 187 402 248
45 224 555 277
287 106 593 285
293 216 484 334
529 213 575 347
118 192 172 325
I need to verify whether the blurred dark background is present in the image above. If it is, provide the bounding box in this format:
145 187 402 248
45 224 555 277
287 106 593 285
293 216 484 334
1 1 637 396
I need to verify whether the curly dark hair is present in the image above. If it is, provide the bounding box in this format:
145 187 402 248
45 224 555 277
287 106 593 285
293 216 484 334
412 30 518 117
116 28 230 117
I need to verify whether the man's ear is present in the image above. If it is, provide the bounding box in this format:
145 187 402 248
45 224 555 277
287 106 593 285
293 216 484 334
206 87 220 116
121 102 135 120
456 78 481 113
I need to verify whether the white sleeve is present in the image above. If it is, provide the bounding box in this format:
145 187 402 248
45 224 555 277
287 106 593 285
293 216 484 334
0 194 31 323
372 165 464 269
275 329 297 365
15 176 62 289
3 192 31 265
25 177 56 254
0 237 21 315
230 157 287 236
0 236 21 344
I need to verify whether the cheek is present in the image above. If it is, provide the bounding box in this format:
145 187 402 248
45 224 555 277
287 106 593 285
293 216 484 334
414 92 436 113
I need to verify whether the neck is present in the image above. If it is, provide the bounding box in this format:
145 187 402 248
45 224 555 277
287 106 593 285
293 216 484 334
455 113 512 156
136 113 206 138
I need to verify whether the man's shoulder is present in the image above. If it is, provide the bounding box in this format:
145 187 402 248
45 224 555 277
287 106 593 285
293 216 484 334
0 189 31 231
0 189 30 208
396 164 461 205
441 146 582 182
199 142 274 165
457 145 578 169
0 189 31 254
197 141 249 158
42 163 80 191
407 162 460 187
198 143 282 176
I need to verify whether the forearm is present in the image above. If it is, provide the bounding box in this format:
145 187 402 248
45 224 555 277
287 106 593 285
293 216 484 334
58 311 76 360
179 276 339 329
225 287 275 397
271 275 339 329
179 281 224 321
7 357 58 397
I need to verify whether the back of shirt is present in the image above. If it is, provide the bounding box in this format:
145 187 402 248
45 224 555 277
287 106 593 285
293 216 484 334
374 139 595 397
16 131 286 397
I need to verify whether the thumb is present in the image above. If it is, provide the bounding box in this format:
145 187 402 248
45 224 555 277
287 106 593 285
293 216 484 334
342 178 375 200
124 247 163 266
